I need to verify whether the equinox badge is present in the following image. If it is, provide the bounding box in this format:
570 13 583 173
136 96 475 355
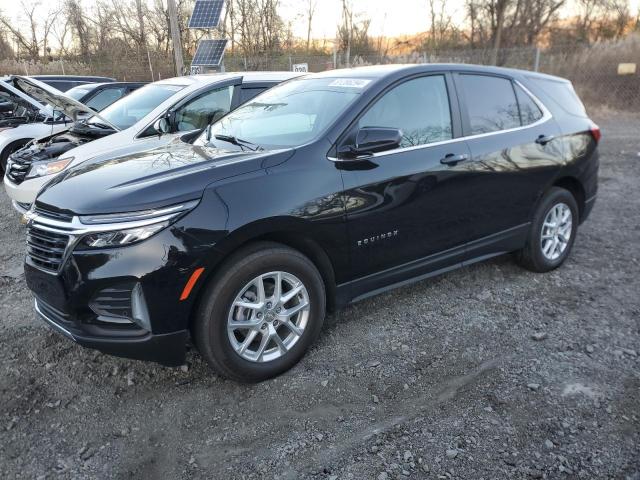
357 230 399 247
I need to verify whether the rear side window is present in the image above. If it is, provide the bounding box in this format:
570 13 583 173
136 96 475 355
528 77 587 117
358 75 452 148
459 74 520 134
240 87 267 104
514 84 543 125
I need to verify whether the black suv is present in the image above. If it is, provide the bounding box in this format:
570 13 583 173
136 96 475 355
24 65 599 382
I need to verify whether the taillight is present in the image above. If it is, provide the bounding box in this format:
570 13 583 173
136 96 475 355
590 124 601 144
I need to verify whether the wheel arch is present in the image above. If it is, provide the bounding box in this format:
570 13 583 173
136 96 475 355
0 137 33 171
552 176 586 221
187 220 339 331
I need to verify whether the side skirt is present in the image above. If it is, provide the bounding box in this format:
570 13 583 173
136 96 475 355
335 223 529 306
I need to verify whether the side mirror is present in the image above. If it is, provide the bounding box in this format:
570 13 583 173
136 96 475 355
153 117 171 136
338 127 402 159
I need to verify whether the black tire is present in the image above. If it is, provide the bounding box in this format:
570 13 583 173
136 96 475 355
0 139 29 173
516 187 579 272
193 241 326 382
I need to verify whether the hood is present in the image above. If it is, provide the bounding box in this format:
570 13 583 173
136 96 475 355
11 76 120 130
36 139 293 215
0 79 44 112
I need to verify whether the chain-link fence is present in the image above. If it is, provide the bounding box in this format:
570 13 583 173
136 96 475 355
1 36 638 111
223 39 640 111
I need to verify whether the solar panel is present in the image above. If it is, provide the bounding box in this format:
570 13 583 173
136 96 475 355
191 39 228 66
188 0 224 29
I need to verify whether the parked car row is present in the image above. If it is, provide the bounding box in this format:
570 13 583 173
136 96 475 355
0 76 144 174
4 65 599 382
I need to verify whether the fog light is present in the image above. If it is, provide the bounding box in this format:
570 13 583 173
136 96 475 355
131 283 151 332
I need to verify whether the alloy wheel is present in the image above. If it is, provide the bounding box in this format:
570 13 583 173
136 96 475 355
226 271 310 362
540 202 573 261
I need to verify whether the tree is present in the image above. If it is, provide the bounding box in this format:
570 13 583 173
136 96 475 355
0 0 61 61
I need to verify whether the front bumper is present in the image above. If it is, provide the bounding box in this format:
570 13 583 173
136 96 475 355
4 172 52 205
22 207 222 366
35 297 188 366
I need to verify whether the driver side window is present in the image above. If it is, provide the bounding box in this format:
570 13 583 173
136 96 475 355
173 85 234 132
359 75 452 148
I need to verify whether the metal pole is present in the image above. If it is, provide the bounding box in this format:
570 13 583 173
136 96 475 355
534 47 541 72
167 0 185 76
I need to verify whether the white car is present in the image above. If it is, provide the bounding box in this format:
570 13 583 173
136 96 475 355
4 72 302 213
0 77 72 171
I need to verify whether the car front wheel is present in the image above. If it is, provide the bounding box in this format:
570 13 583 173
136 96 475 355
193 242 326 382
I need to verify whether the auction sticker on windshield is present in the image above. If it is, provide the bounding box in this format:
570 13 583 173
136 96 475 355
328 79 371 88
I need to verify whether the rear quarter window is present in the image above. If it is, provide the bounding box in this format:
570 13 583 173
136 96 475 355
514 84 543 125
458 74 520 134
527 77 587 117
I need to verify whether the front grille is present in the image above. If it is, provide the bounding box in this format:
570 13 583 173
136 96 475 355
26 225 70 273
6 151 32 185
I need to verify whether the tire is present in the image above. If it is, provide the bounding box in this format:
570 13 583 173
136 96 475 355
516 187 579 272
0 140 29 173
193 241 326 382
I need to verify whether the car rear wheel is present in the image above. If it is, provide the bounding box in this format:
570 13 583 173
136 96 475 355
193 242 326 382
516 186 579 272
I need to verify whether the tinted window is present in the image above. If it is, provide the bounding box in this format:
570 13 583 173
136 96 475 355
85 87 127 111
87 83 184 130
174 85 234 131
514 84 543 125
240 87 267 104
528 77 587 117
359 75 452 147
459 75 520 134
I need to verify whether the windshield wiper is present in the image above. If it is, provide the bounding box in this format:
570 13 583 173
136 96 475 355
88 121 116 131
213 134 263 152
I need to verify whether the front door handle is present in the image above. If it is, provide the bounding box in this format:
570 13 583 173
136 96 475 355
440 153 469 166
535 134 555 145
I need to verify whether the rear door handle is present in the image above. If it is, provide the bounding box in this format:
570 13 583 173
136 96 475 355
535 134 555 145
440 153 469 166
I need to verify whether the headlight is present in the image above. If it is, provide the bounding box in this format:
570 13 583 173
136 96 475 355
26 156 74 179
79 223 168 248
76 200 199 250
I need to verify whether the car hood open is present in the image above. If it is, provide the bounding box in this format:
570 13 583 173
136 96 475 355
35 138 293 215
11 76 120 130
0 79 45 112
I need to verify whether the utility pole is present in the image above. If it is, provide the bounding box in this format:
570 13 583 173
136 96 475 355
168 0 185 76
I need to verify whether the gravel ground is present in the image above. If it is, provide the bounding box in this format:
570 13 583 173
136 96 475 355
0 112 639 480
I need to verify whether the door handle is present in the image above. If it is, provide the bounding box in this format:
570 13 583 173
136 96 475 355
535 134 554 145
440 153 469 166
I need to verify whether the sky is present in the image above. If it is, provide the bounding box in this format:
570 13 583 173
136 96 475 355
1 0 639 40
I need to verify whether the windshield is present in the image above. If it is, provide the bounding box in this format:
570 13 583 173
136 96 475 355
87 83 184 130
200 78 365 149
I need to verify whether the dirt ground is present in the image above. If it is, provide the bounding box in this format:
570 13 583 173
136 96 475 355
0 112 638 480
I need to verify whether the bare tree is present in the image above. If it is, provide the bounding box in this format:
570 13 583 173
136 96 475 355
0 1 61 61
305 0 316 53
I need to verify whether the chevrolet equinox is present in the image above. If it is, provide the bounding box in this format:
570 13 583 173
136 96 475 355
23 65 599 382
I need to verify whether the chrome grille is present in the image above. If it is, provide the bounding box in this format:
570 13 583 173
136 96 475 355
26 224 70 273
6 152 32 185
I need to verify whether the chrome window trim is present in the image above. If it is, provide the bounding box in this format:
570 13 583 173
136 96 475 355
328 79 552 162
